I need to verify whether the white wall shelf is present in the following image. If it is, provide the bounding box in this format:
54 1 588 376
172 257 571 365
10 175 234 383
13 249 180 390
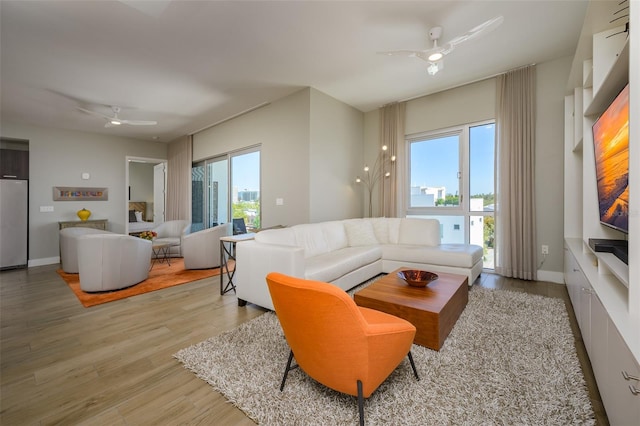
585 40 629 116
582 59 593 88
593 250 629 288
573 87 583 147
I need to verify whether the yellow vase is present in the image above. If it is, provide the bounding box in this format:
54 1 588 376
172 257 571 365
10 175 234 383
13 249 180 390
77 208 91 221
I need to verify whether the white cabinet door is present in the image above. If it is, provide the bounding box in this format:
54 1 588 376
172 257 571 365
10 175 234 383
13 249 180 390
564 247 581 321
568 251 592 349
606 324 640 425
590 293 609 397
578 278 592 352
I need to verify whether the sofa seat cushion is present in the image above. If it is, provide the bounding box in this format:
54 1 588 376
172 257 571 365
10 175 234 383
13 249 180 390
305 246 382 283
381 243 483 268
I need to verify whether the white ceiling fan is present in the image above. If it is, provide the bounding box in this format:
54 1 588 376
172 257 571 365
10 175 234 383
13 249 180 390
78 106 158 127
380 16 504 75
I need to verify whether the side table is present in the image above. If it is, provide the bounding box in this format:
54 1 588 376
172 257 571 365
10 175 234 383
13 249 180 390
151 241 173 269
59 219 108 230
219 233 256 295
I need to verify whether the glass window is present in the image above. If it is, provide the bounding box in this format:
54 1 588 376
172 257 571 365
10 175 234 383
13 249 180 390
409 133 460 208
192 146 260 232
191 163 206 232
231 149 260 231
407 121 495 270
208 157 229 227
469 123 495 212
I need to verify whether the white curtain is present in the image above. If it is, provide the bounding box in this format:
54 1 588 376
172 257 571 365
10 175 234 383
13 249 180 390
495 65 537 280
166 135 192 221
379 101 405 218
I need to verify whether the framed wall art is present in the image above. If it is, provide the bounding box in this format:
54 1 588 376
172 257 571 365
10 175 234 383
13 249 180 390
53 186 108 201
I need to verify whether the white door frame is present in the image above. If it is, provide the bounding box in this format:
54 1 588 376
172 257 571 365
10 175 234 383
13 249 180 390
125 156 167 234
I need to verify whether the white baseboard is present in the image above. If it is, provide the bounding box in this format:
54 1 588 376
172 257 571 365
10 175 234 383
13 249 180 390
28 257 60 268
537 269 565 284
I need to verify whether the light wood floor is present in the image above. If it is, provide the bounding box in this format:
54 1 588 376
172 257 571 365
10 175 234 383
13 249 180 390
1 266 608 425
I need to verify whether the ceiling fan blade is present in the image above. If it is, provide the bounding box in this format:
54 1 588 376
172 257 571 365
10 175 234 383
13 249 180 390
447 15 504 47
77 107 111 120
378 48 443 63
379 15 503 77
378 50 422 58
79 106 157 126
120 119 158 126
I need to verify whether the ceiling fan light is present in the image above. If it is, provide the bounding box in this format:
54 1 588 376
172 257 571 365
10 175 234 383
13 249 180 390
427 62 440 76
428 52 443 62
110 119 122 125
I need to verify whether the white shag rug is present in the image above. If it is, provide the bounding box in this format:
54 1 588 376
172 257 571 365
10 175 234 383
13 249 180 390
175 286 595 425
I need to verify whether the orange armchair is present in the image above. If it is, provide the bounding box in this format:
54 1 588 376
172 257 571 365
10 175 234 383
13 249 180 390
266 272 419 426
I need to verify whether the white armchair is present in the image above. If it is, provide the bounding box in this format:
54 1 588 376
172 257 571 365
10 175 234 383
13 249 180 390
152 220 191 257
183 223 232 269
77 234 152 292
60 227 115 273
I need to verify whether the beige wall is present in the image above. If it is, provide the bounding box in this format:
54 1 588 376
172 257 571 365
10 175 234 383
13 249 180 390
0 121 167 265
309 88 364 222
404 78 496 136
129 162 154 203
193 87 364 228
535 56 573 275
193 89 311 228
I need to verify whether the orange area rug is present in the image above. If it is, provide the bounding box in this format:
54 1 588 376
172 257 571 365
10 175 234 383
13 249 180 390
57 258 223 308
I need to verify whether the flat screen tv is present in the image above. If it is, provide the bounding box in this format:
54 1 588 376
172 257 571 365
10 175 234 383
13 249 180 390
591 83 629 234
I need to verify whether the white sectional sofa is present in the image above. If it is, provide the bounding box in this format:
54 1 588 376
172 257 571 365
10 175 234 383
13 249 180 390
235 218 483 310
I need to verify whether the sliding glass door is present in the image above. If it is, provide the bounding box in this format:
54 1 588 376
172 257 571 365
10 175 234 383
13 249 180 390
192 146 260 232
191 157 228 232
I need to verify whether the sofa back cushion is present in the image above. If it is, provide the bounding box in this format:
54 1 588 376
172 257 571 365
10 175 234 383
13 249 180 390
368 217 402 244
398 218 440 246
255 227 297 246
293 221 347 258
344 219 378 246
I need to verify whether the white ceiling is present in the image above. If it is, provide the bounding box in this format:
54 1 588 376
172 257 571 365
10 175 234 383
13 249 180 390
1 0 591 142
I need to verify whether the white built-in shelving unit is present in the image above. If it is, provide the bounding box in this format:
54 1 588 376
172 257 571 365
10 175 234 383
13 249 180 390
564 1 638 424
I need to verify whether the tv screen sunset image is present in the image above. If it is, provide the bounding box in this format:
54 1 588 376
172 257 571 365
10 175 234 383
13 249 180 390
592 84 629 232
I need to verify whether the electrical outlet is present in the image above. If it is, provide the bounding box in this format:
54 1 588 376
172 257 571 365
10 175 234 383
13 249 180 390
541 245 549 255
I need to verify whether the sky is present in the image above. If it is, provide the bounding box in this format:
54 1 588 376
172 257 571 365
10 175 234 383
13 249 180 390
411 123 495 196
231 151 260 191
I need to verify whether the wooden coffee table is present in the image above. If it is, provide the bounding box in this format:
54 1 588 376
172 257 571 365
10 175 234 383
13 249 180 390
354 268 468 351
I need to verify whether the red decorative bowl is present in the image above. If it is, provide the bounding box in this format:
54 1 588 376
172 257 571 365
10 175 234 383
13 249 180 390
397 269 438 287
